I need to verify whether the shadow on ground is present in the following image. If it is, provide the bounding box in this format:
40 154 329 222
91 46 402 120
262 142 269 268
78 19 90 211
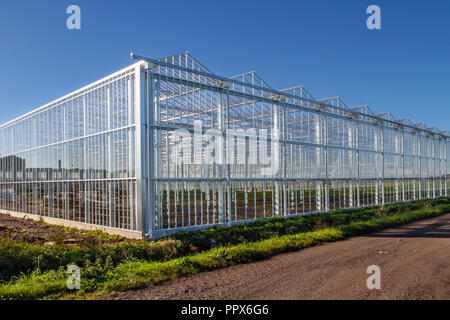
362 215 450 239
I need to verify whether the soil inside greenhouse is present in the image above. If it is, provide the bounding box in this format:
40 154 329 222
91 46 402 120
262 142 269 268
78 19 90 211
107 213 450 300
0 213 124 246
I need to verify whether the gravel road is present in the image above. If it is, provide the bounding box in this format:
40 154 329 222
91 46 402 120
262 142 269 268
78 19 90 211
107 214 450 300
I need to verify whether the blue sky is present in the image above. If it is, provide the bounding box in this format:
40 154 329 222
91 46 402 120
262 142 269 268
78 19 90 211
0 0 449 130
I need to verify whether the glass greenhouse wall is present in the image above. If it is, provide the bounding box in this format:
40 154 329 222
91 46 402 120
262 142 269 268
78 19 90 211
0 53 448 239
0 63 141 236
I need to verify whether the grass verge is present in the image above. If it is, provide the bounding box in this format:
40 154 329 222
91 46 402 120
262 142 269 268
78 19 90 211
2 198 447 283
0 199 448 300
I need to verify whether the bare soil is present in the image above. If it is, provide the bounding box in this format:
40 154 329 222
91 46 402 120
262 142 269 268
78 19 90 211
0 213 124 246
107 214 450 300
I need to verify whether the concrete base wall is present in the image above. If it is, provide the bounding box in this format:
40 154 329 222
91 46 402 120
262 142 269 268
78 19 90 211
0 210 144 240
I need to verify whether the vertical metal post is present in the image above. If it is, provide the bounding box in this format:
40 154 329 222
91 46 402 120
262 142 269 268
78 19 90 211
153 78 163 230
147 69 157 233
225 86 232 226
438 137 442 197
394 129 399 202
127 77 136 229
217 89 224 223
418 133 422 198
107 87 113 227
432 136 436 198
324 110 329 211
412 131 417 200
348 117 353 207
355 117 360 207
134 62 148 235
282 99 288 216
427 135 431 198
63 105 69 220
381 124 385 204
83 97 89 223
315 110 322 211
445 138 448 197
278 97 288 216
273 100 280 216
401 128 405 202
374 124 379 205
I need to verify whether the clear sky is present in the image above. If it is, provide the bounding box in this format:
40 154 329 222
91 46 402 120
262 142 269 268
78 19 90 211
0 0 449 131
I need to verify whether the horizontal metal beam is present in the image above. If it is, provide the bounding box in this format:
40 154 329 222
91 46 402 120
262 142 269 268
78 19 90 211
131 53 449 139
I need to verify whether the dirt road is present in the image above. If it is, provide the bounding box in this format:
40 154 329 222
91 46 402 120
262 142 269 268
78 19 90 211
108 214 450 300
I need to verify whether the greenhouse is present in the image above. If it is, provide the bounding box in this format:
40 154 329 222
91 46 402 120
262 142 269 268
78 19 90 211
0 52 448 239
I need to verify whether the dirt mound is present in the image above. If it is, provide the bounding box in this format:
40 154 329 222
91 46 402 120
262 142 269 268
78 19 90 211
0 213 124 246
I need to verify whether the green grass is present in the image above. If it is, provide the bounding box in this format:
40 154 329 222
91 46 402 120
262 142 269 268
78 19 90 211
0 238 186 283
172 197 450 248
2 197 447 283
0 198 448 300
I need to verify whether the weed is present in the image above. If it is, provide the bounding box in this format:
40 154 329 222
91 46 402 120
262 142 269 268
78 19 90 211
0 199 448 300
